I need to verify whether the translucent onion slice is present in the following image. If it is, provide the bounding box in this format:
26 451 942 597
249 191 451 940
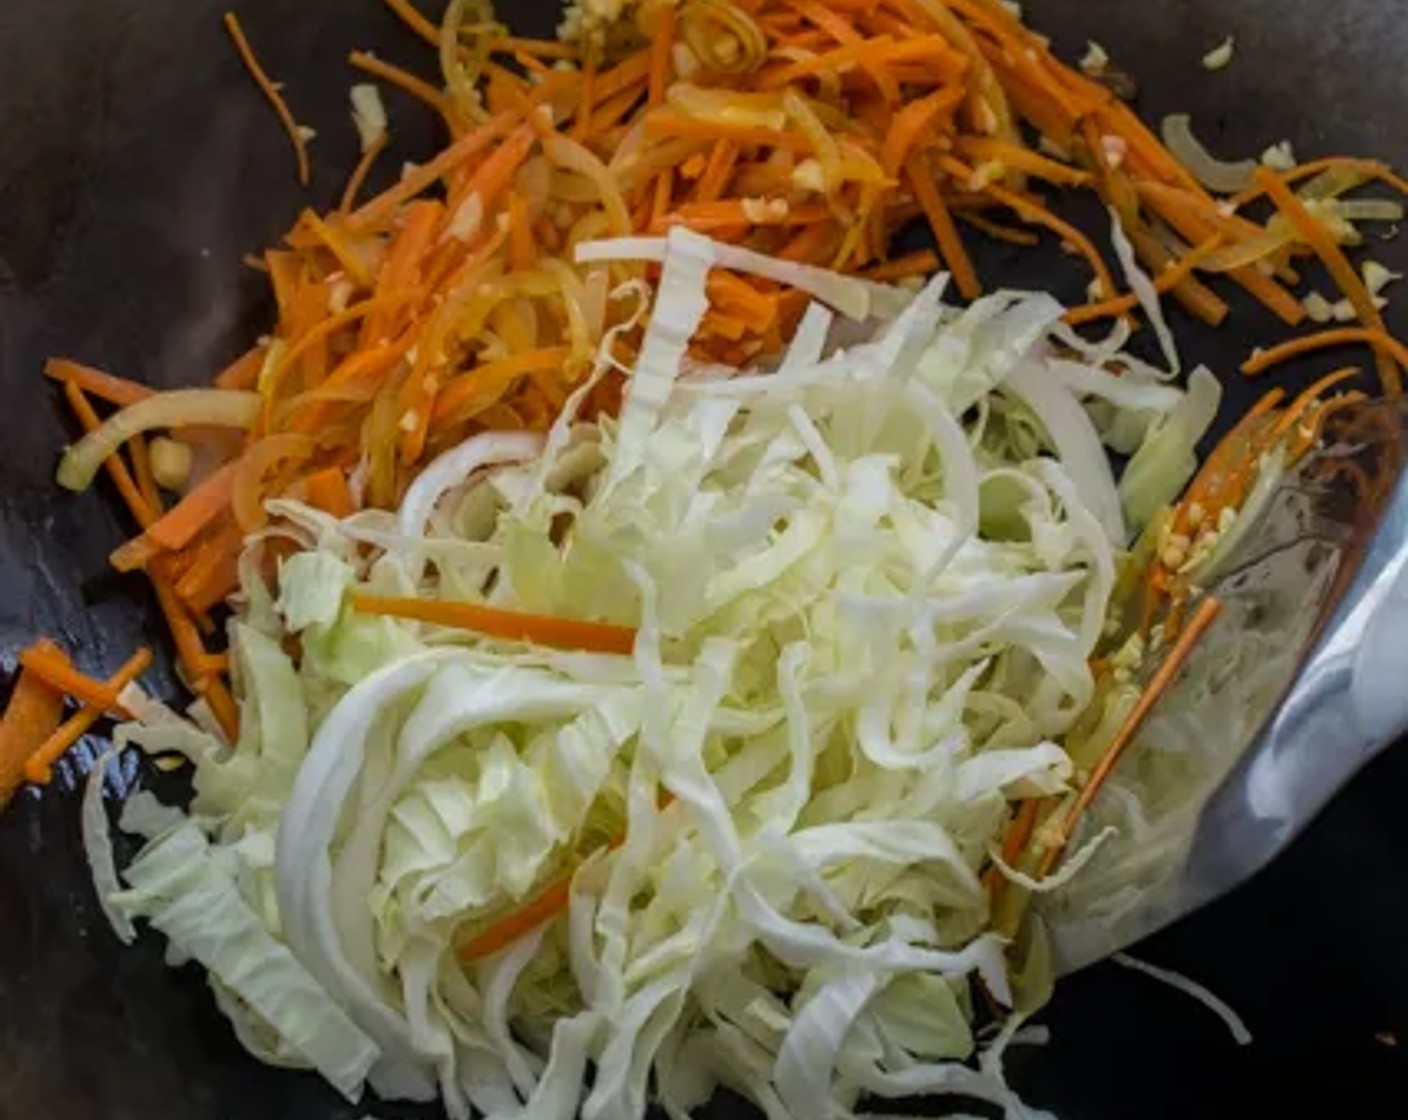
1160 114 1257 194
58 389 262 492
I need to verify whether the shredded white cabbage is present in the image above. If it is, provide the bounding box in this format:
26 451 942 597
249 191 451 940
87 231 1224 1118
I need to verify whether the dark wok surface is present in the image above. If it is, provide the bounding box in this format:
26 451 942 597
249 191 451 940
2 1 1406 1117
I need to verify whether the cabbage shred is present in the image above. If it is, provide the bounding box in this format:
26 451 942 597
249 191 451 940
93 229 1211 1119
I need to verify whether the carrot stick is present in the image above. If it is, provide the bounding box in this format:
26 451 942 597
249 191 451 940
340 134 389 214
507 190 536 271
1038 596 1222 878
23 646 153 785
223 12 310 187
18 646 133 718
430 346 574 427
648 5 676 107
304 466 357 518
62 382 157 529
45 358 154 408
957 136 1093 188
1242 327 1408 378
214 346 267 392
349 50 455 124
1272 367 1362 438
694 140 739 205
458 865 579 961
0 645 68 805
141 460 237 554
881 86 964 177
781 0 903 102
1255 166 1401 395
904 154 980 300
643 111 812 154
379 0 440 46
440 123 538 241
350 593 637 654
196 670 240 741
1229 156 1408 208
347 111 519 231
294 207 375 288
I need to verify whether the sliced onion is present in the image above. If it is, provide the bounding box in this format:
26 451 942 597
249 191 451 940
58 389 262 492
1199 226 1294 272
397 430 545 542
1160 114 1257 194
232 433 318 533
1334 199 1405 223
543 135 632 237
666 83 786 130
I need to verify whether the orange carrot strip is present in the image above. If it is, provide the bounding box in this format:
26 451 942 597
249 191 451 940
862 249 941 282
648 6 676 107
431 346 574 427
881 86 964 177
18 646 133 718
196 674 241 743
1255 166 1401 395
340 134 389 214
643 111 812 154
494 35 579 60
223 12 310 187
781 0 903 102
150 571 218 683
1229 156 1408 209
1038 597 1223 877
574 45 598 141
904 154 980 300
1242 327 1408 378
0 654 67 805
23 646 153 785
957 136 1092 188
140 460 238 555
349 50 455 124
440 123 538 240
1136 181 1306 327
458 865 580 961
670 199 831 230
294 207 375 288
694 140 739 204
379 0 440 46
347 111 519 230
214 346 267 391
62 382 157 529
507 190 536 271
45 358 154 408
350 593 637 655
1272 367 1363 438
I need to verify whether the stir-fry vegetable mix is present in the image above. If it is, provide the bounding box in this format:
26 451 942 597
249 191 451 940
2 0 1406 1116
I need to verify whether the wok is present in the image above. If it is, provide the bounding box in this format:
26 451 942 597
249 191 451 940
1 1 1406 1117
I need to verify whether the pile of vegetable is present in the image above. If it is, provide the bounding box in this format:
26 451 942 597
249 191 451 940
74 228 1246 1116
0 0 1406 1116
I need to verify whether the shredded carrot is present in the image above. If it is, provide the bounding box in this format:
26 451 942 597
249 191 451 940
46 358 154 408
223 12 310 187
1039 596 1223 878
1255 167 1402 396
648 6 676 107
0 648 67 805
507 190 536 271
379 0 440 46
349 50 455 125
213 346 266 392
140 460 238 554
340 134 389 214
458 867 577 960
905 154 980 300
862 249 940 282
574 45 598 141
350 593 637 655
431 347 574 427
304 466 357 518
23 646 153 785
1272 367 1362 438
18 645 133 718
1230 156 1408 209
196 673 242 743
1242 327 1408 378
